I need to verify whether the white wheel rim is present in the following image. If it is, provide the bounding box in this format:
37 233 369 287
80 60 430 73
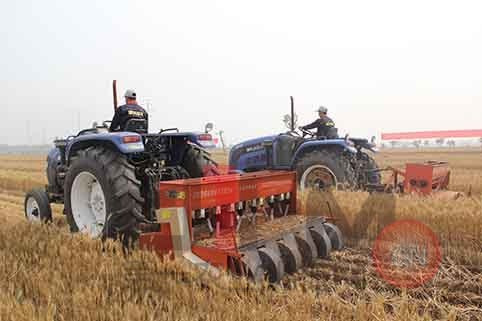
300 165 338 192
71 171 107 238
26 197 41 222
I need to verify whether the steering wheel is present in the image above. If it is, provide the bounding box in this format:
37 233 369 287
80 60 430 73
102 120 112 129
286 129 301 137
298 127 315 138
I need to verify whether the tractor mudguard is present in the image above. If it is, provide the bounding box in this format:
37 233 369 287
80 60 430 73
290 139 356 168
65 132 144 163
161 131 198 141
46 147 62 192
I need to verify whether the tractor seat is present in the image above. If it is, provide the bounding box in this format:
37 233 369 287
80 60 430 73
124 119 148 134
349 137 376 150
349 138 369 145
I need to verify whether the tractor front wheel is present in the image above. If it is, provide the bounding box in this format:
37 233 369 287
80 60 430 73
64 147 145 243
24 189 52 223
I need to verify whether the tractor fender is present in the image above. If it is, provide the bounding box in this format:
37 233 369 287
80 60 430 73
290 139 356 168
65 132 144 164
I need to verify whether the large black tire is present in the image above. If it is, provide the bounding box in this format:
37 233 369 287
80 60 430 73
295 150 356 191
182 144 220 178
359 153 382 187
24 188 52 223
64 146 145 243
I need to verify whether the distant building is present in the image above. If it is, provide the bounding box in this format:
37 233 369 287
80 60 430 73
380 129 482 148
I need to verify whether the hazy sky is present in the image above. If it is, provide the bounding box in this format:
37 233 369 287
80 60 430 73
3 0 482 145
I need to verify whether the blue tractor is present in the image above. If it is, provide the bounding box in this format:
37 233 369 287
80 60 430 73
229 118 381 192
24 119 219 244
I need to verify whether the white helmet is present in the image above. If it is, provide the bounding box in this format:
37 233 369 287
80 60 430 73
316 106 328 114
124 89 137 99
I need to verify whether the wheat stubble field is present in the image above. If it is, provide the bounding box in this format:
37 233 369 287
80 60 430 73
0 149 481 321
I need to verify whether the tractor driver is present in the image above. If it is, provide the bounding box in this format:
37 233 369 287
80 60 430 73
300 106 337 138
109 89 149 132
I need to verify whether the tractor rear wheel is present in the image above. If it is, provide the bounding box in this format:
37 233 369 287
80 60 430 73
182 144 220 178
64 146 145 243
296 150 355 192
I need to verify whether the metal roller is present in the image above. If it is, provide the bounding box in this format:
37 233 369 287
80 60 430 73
323 222 344 250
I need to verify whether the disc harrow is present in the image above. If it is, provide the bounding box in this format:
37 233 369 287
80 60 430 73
139 170 344 283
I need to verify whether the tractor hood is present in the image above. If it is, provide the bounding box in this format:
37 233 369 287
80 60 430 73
229 135 277 171
231 135 277 152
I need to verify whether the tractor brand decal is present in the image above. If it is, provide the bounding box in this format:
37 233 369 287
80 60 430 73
192 187 234 200
167 190 186 200
245 144 264 153
239 183 257 192
258 180 292 191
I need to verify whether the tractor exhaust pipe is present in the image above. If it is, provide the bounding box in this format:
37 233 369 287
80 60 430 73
112 80 118 111
290 96 295 132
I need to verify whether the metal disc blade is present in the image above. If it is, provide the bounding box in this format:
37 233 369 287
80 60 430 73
294 228 318 267
309 225 332 258
258 241 285 282
278 233 303 273
323 222 344 251
240 249 265 283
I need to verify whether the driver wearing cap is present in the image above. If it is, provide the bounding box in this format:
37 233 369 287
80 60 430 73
300 106 337 138
110 89 148 132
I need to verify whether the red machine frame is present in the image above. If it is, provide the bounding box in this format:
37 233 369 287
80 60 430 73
139 170 298 272
381 161 451 195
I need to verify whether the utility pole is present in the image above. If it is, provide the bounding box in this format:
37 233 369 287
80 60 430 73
218 130 226 152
